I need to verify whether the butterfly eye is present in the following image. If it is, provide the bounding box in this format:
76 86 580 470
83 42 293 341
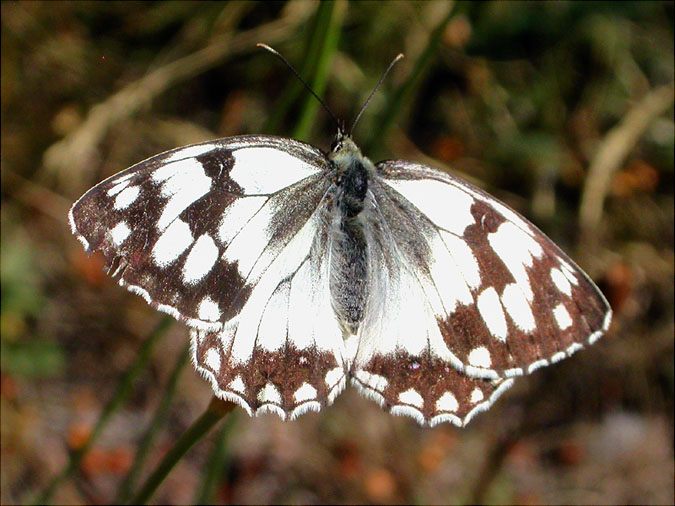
330 140 342 152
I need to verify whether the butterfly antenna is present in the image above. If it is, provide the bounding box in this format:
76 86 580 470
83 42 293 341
349 53 404 136
257 43 342 133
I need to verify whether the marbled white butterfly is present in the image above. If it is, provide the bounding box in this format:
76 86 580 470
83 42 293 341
69 49 612 427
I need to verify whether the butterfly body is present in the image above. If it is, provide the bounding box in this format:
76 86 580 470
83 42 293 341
328 135 373 335
70 132 611 427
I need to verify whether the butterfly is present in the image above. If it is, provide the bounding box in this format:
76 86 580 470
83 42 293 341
69 50 612 427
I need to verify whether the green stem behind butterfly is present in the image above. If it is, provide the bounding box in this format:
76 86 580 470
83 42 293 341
129 397 236 505
34 316 173 505
115 343 191 503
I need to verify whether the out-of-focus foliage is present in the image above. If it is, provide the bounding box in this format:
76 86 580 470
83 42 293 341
1 1 673 505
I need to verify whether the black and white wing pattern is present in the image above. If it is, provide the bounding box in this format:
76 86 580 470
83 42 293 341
69 136 348 419
350 160 611 426
70 131 612 427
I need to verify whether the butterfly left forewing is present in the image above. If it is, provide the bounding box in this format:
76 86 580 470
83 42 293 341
69 135 330 332
370 160 612 381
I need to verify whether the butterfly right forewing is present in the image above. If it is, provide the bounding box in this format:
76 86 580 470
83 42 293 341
366 160 611 380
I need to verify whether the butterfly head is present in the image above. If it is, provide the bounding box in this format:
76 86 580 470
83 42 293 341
330 129 352 154
329 132 372 174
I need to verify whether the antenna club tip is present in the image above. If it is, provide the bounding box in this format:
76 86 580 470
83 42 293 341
256 43 277 54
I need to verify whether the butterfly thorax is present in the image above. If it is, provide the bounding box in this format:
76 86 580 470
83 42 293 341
327 136 373 336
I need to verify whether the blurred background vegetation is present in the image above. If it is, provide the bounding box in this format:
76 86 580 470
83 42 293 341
1 1 673 504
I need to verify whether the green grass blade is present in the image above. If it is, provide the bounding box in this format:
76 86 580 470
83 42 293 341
263 1 343 137
362 5 455 155
194 411 239 504
35 316 173 504
262 3 323 135
129 397 236 505
115 343 191 503
292 0 345 141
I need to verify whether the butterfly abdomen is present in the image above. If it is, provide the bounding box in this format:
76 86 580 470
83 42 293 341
329 144 372 335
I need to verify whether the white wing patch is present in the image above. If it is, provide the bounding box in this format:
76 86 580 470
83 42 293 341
487 221 542 302
398 388 425 408
218 196 268 245
257 282 291 352
156 160 212 231
553 303 573 330
152 219 193 267
356 250 448 361
293 383 318 403
114 185 140 210
183 234 219 284
436 392 459 412
439 230 481 289
230 147 321 194
107 179 130 197
383 178 475 236
468 347 492 368
476 287 508 341
427 234 474 314
501 283 537 332
164 143 217 162
198 296 221 322
110 221 131 246
222 201 277 279
205 348 221 372
550 267 573 296
151 157 199 183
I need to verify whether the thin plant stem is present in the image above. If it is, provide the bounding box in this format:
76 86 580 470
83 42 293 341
577 82 674 253
129 397 236 505
115 343 191 503
293 0 345 141
35 316 173 504
42 7 311 190
264 1 342 137
195 412 239 504
362 5 455 155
